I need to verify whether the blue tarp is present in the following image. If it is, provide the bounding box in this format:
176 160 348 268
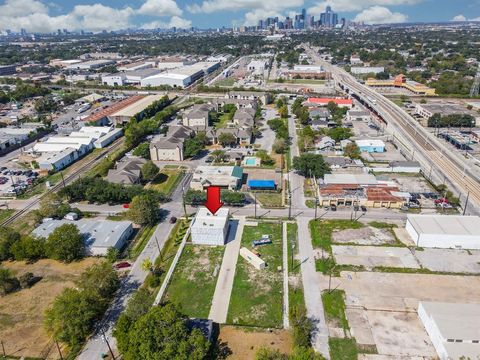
248 179 276 189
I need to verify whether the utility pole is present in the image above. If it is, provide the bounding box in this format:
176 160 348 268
1 340 5 357
60 171 66 188
291 242 295 268
155 236 161 254
463 191 470 216
54 339 63 360
102 331 116 360
181 185 188 220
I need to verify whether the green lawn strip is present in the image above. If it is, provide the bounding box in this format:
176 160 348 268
215 78 235 87
128 225 156 259
305 199 315 208
322 290 349 333
165 244 224 318
214 112 234 128
149 170 184 196
286 222 305 315
255 192 284 208
0 209 15 223
227 222 283 328
329 337 358 360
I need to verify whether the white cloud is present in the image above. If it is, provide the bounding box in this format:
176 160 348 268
451 14 480 21
0 0 191 32
353 5 408 24
308 0 423 14
451 14 467 21
138 0 183 17
142 16 192 29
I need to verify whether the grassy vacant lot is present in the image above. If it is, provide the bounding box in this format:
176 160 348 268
322 290 349 334
309 219 364 251
228 222 283 328
148 169 184 195
128 225 155 259
255 192 283 208
215 78 236 87
165 245 224 318
287 222 305 316
0 209 15 223
329 337 358 360
0 258 101 359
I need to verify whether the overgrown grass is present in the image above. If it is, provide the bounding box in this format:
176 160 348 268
309 219 364 251
255 192 284 208
227 222 284 328
165 245 224 318
322 290 349 333
148 170 184 196
329 337 358 360
128 225 156 259
0 209 15 223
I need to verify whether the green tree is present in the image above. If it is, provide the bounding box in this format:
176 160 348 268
0 267 20 295
127 195 159 226
141 161 160 182
272 138 287 154
210 149 227 163
45 288 104 346
256 150 275 166
10 235 45 261
327 127 353 142
218 133 237 147
133 142 151 159
184 137 205 158
106 247 120 263
0 226 20 261
279 105 289 119
39 192 71 219
122 304 210 360
45 224 85 263
292 154 330 178
343 143 361 159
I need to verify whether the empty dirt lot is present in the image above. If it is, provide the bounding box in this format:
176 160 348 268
218 325 292 359
0 258 101 359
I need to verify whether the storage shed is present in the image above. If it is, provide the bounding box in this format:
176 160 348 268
239 247 266 270
191 208 229 246
247 179 276 191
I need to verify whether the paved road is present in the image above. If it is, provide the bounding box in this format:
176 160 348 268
297 217 330 359
208 217 244 323
78 171 193 359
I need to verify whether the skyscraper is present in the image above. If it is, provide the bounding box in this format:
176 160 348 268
320 6 338 27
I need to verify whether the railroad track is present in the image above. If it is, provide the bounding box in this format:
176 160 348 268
338 73 480 209
1 139 124 227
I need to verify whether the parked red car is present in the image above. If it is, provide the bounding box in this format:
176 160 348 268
114 262 131 270
123 203 130 209
434 198 449 205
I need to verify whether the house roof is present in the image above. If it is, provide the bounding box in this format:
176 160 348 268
306 98 353 106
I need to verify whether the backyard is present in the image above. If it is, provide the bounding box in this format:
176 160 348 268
147 167 184 195
164 244 224 318
227 222 284 328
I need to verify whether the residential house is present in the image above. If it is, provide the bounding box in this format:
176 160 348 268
232 108 256 129
107 157 147 185
226 91 272 105
150 125 194 161
183 104 213 130
315 135 336 150
190 165 243 191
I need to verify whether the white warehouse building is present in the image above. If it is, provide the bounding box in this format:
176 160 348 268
191 208 229 246
418 301 480 360
406 214 480 249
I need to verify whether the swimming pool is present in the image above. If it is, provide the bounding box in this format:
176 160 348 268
245 158 257 166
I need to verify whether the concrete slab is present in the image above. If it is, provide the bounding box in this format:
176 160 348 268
345 308 375 346
333 227 397 246
414 248 480 274
393 228 415 246
366 310 436 357
332 245 420 269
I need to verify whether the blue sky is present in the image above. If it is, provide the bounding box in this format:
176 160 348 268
1 0 479 32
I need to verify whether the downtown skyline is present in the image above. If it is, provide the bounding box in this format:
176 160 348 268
1 0 480 33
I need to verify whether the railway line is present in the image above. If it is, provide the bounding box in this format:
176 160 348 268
336 71 480 209
1 139 124 227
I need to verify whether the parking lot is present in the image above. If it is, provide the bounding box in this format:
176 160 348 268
0 168 39 196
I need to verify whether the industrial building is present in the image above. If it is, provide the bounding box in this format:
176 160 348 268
350 66 385 75
0 64 17 76
366 74 436 96
418 301 480 360
141 62 220 88
191 208 229 246
414 101 480 125
32 218 134 256
109 94 168 125
347 109 371 122
65 59 115 70
355 139 385 153
190 166 243 191
406 215 480 249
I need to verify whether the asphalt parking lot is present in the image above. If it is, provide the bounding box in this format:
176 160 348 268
0 168 39 196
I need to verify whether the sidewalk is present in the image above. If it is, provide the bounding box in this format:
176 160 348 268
208 217 245 323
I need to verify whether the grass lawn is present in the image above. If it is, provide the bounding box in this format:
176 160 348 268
305 200 316 209
0 209 15 223
165 245 224 318
255 192 284 208
214 112 234 129
128 225 156 259
322 290 349 333
304 178 315 197
228 222 284 328
215 78 235 87
329 337 358 360
148 169 184 196
309 219 363 251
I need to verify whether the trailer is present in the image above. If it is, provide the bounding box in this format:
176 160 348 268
252 234 272 247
